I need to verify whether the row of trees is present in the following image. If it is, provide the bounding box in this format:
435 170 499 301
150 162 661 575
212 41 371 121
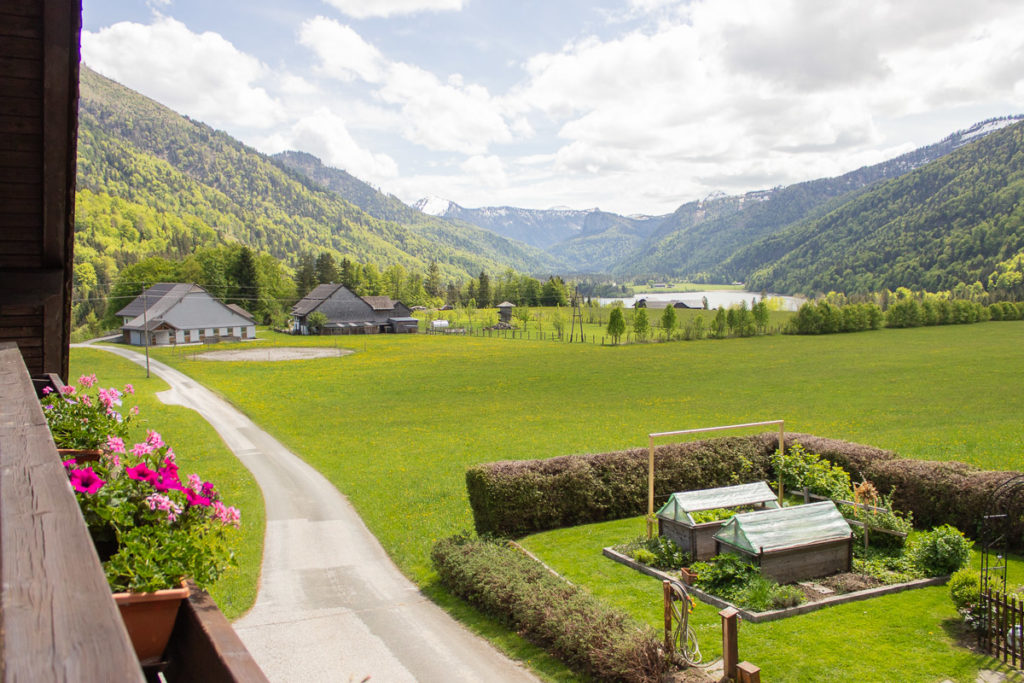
605 299 773 343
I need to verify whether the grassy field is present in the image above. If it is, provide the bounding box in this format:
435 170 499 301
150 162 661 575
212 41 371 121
95 321 1024 680
69 348 266 619
520 516 1024 682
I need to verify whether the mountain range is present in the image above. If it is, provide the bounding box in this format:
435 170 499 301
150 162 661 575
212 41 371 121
76 65 1024 297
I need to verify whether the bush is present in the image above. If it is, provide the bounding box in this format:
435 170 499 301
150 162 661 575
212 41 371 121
912 525 971 576
466 435 774 536
949 568 980 613
771 443 852 500
432 534 666 682
691 554 760 602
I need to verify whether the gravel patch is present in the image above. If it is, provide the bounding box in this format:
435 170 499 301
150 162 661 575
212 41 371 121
196 347 353 361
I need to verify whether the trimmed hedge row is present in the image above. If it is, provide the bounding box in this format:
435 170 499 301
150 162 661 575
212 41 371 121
466 435 776 537
431 534 666 683
468 431 1024 548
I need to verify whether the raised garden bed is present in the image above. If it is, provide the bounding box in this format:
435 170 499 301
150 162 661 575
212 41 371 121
602 546 949 623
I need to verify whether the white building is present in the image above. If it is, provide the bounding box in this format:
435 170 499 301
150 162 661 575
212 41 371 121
116 283 256 346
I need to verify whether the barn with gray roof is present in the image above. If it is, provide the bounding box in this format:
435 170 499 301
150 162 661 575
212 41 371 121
116 284 256 346
291 285 417 334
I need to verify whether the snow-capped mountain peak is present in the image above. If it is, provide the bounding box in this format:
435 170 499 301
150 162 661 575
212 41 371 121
413 196 457 216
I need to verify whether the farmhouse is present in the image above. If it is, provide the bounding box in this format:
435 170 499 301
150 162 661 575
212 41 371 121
291 284 417 334
116 283 256 346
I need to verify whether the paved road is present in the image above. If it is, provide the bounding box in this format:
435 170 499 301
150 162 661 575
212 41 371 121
86 345 537 682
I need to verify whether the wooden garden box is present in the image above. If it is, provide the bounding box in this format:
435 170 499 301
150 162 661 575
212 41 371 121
656 482 780 560
713 501 853 583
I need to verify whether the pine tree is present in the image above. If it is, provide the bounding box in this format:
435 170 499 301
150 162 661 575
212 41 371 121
315 252 339 285
426 261 443 298
477 271 491 308
294 252 317 297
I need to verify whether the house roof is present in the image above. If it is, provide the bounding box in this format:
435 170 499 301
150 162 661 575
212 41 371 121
497 301 516 307
115 283 194 318
362 296 397 311
291 284 344 316
227 304 256 321
121 284 253 331
713 501 851 554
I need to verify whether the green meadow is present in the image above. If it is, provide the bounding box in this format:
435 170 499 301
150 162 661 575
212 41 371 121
83 321 1024 680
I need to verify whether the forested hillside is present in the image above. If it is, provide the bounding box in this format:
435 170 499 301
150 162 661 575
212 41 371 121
74 66 558 320
616 118 1024 282
734 121 1024 296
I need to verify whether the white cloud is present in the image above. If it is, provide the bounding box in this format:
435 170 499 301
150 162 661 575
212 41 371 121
262 108 399 181
322 0 464 19
299 17 386 83
82 16 283 129
460 155 507 188
300 18 516 154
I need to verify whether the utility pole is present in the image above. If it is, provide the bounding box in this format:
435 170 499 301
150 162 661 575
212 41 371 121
142 288 150 378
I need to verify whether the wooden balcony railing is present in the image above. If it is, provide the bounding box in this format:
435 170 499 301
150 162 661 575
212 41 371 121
0 342 267 682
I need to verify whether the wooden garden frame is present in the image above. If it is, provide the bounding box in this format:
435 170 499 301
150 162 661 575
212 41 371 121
647 420 785 538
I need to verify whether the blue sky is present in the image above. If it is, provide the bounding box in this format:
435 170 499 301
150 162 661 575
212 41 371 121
82 0 1024 215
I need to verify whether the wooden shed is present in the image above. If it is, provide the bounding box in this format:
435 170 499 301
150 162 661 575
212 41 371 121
713 501 853 583
656 482 779 560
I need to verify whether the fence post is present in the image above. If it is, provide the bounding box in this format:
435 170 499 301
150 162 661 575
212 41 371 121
663 581 673 654
737 661 761 683
721 607 739 680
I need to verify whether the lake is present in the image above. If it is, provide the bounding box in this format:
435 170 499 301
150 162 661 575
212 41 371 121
597 290 806 311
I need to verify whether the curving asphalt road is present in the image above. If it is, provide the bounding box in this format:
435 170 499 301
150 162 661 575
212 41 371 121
85 344 537 682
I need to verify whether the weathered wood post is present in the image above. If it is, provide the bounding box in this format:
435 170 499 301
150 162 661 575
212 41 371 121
663 580 674 654
737 661 762 683
720 607 739 681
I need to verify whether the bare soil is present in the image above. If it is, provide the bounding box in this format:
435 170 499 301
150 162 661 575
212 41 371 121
196 347 353 361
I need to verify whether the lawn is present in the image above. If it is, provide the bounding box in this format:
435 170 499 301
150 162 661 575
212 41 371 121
96 321 1024 680
520 516 1024 683
69 347 266 619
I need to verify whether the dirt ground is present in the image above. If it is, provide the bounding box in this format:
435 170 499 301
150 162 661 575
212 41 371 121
195 347 353 361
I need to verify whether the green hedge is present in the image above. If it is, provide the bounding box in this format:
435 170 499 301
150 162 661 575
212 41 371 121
466 435 776 537
431 534 666 682
468 431 1024 548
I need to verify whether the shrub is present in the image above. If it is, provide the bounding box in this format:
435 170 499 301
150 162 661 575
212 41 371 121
631 548 658 566
911 525 971 576
949 568 980 613
432 534 666 682
466 435 774 536
770 583 805 609
691 554 760 602
771 443 852 500
617 536 690 570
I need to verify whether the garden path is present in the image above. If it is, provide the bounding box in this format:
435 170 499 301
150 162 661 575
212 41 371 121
84 344 537 683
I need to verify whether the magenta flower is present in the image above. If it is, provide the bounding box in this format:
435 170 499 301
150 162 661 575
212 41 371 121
42 386 53 395
126 462 157 484
187 473 202 493
63 458 76 469
80 395 92 407
154 462 183 492
201 481 216 498
186 488 212 507
70 467 105 494
106 436 126 454
212 501 241 526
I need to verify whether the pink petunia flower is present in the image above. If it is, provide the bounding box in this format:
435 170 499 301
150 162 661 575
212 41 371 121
186 488 212 507
146 493 183 522
131 442 153 458
70 467 105 494
124 383 134 395
106 436 126 454
126 462 157 484
187 473 202 493
60 385 75 395
78 374 97 388
42 386 53 395
130 405 140 415
63 458 76 469
146 430 164 448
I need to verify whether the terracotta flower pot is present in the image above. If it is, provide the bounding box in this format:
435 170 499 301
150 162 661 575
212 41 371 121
680 567 698 585
113 582 189 664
